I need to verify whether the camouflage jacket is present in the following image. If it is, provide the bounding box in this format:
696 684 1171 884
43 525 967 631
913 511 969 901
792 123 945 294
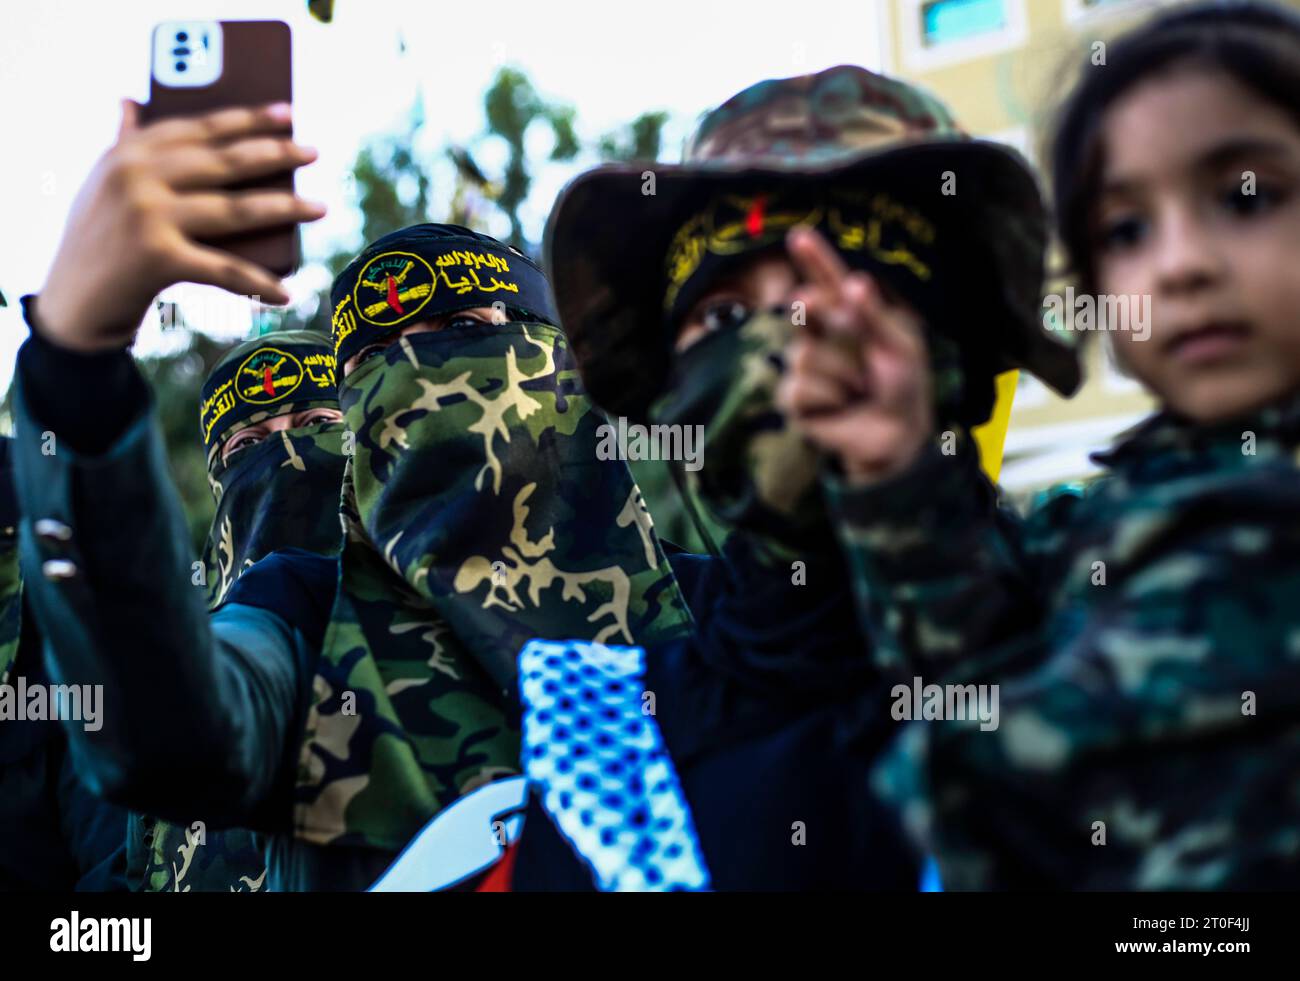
825 406 1300 890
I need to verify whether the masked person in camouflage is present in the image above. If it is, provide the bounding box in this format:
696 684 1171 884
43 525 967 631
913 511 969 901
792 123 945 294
126 331 347 892
781 2 1300 889
197 331 347 607
503 65 1078 890
0 437 128 891
10 97 691 890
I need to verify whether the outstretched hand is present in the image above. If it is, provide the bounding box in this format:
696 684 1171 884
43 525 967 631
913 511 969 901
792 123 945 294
777 226 935 483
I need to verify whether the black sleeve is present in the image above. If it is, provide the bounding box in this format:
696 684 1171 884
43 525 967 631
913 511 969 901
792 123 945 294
56 746 129 892
17 295 149 456
12 356 326 830
654 532 871 762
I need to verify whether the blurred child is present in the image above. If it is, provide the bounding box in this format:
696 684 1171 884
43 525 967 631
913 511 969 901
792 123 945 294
781 0 1300 888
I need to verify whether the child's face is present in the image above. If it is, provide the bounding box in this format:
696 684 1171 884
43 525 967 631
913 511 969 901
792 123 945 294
1095 68 1300 423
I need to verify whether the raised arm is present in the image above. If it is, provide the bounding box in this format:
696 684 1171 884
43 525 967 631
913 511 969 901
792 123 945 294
11 348 316 828
10 98 326 829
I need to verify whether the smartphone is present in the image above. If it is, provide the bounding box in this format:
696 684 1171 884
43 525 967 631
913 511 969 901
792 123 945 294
141 20 299 277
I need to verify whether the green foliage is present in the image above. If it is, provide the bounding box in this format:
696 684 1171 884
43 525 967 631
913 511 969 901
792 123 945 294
598 111 671 163
136 332 233 554
484 67 581 251
353 97 435 249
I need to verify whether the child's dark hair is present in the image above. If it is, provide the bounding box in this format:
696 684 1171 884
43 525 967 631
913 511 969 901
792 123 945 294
1050 0 1300 293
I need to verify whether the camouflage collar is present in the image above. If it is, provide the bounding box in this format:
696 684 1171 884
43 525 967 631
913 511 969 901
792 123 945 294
1094 391 1300 472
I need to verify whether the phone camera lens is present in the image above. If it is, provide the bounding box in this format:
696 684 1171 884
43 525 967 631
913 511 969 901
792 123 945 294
175 61 188 73
176 31 189 42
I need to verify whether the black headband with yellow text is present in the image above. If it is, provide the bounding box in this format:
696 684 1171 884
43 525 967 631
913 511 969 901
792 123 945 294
330 223 558 367
663 188 942 330
199 330 338 453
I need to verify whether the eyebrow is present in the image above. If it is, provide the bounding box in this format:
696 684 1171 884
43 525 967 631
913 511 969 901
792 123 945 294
1101 137 1297 196
1196 137 1296 172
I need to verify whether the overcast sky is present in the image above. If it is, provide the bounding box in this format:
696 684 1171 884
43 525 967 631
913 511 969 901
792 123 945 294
0 0 885 396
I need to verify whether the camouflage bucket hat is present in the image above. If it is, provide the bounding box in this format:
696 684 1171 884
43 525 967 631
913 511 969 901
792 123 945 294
544 64 1082 422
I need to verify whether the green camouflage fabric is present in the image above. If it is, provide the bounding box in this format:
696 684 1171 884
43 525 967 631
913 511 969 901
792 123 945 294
651 311 828 559
130 335 347 893
200 407 347 606
825 398 1300 889
648 308 974 560
684 63 963 163
294 321 694 849
128 821 268 893
624 457 726 555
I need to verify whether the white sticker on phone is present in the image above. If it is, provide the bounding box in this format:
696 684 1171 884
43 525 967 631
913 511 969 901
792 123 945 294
153 21 223 88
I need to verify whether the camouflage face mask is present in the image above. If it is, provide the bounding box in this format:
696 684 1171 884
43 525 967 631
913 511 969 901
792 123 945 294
295 321 693 849
338 321 692 683
649 301 979 554
650 309 829 553
202 412 348 607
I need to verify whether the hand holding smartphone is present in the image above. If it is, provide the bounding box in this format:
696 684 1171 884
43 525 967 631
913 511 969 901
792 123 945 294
141 20 301 276
33 21 324 352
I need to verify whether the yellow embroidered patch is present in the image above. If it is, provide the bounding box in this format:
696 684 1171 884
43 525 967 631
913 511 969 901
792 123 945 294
235 347 305 405
351 249 522 329
353 251 437 327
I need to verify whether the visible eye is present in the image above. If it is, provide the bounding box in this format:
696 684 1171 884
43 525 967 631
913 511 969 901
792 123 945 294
294 409 340 428
699 298 752 333
1096 213 1147 254
223 430 265 460
675 296 754 353
1220 181 1284 218
445 311 495 330
355 343 387 366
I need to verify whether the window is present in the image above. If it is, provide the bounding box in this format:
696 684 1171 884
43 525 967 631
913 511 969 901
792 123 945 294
900 0 1027 72
1063 0 1166 25
921 0 1007 47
